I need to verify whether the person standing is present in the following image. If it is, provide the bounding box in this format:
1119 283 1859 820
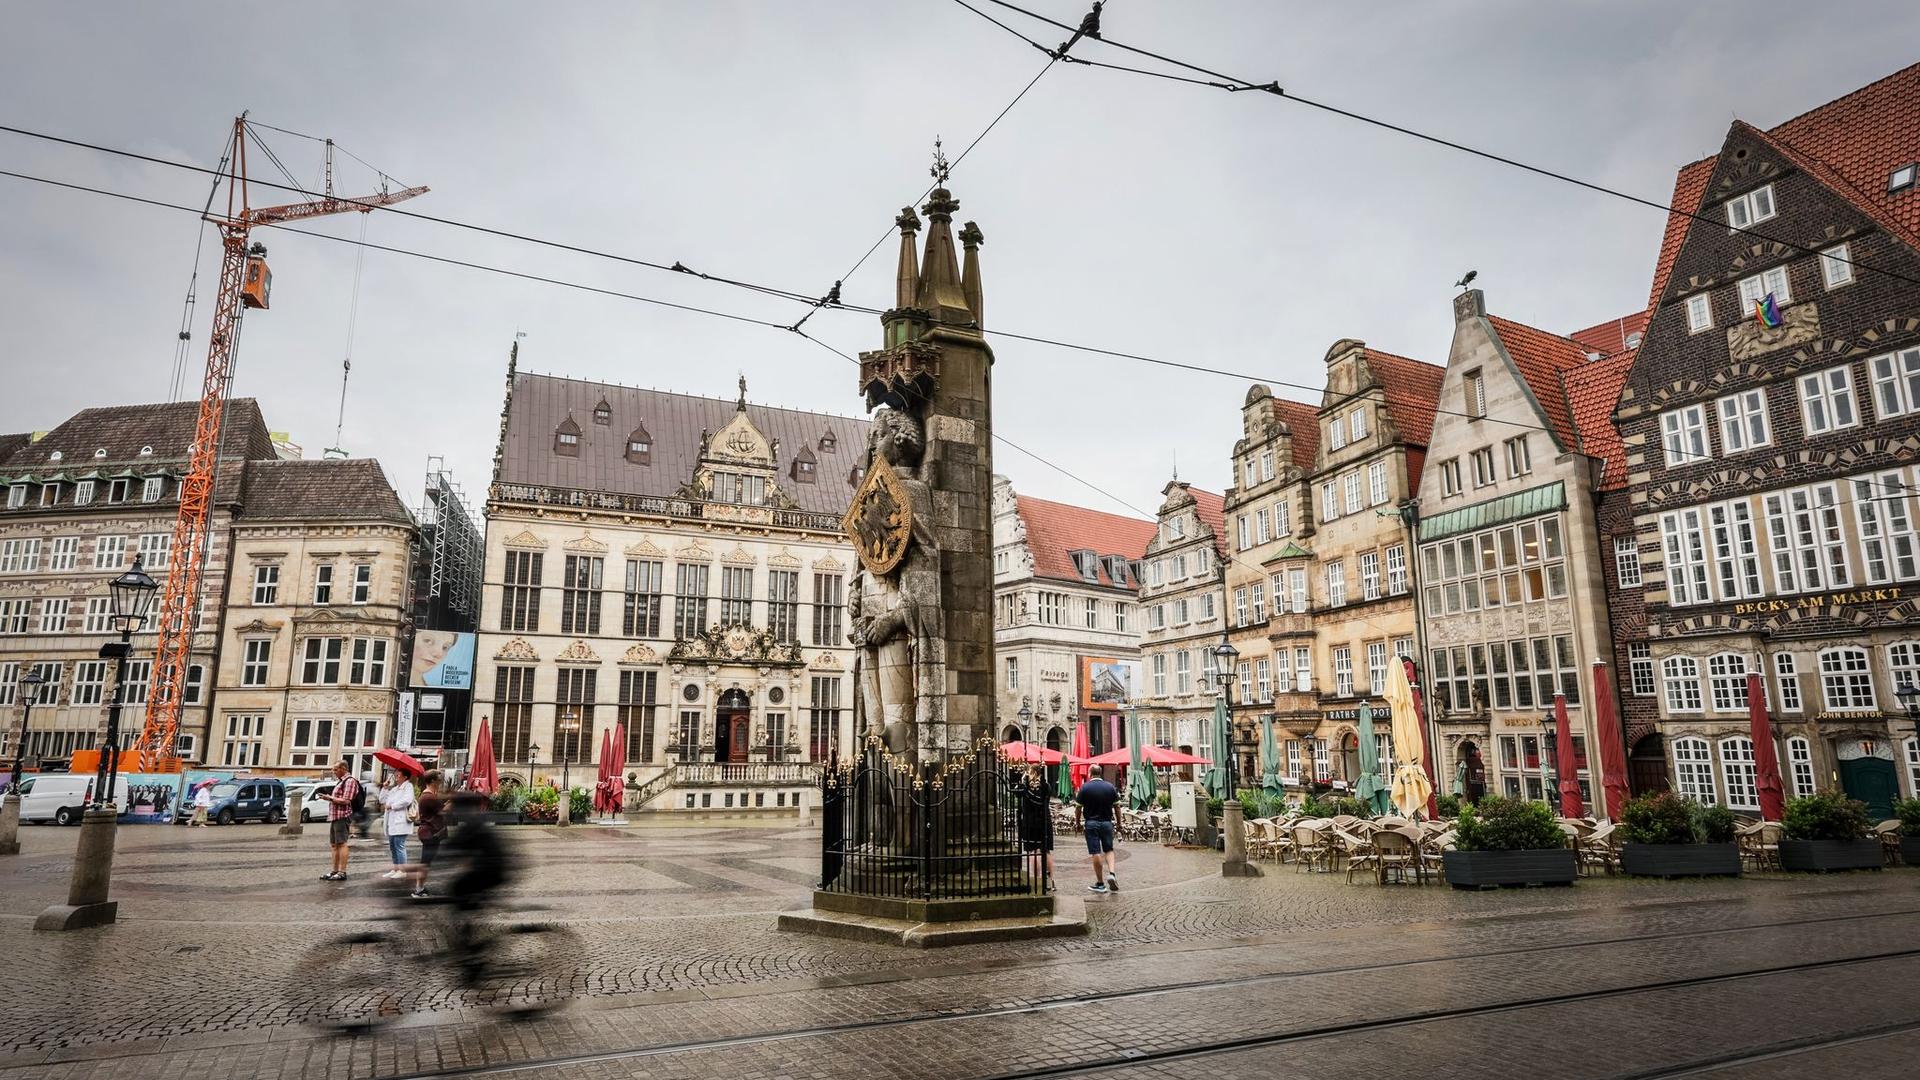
189 782 212 827
1016 766 1055 891
321 761 361 882
410 771 446 899
380 770 416 880
1076 764 1121 894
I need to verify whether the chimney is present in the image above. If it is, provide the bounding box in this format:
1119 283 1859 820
1453 288 1486 324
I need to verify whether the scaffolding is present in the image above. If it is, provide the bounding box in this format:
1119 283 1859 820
418 455 483 629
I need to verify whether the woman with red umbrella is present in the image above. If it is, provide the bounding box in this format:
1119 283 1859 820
374 748 424 881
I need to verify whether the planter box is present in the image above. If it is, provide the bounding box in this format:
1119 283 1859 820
1778 838 1883 872
1443 848 1577 889
479 811 522 826
1902 836 1920 866
1620 842 1741 878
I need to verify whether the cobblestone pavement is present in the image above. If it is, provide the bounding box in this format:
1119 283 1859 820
3 818 1917 1078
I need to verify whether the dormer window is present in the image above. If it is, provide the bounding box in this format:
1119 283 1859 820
819 431 837 453
1070 549 1099 582
40 483 61 507
93 448 107 460
624 424 652 465
1725 183 1776 231
1891 164 1917 193
554 413 582 456
592 398 612 425
48 451 61 463
142 477 164 503
138 445 153 457
790 445 818 484
5 485 24 509
1105 556 1130 586
848 466 865 487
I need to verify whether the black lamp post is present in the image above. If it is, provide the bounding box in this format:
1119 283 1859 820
10 669 47 794
94 559 158 809
1538 710 1561 813
1213 637 1240 799
556 709 580 826
1017 703 1034 743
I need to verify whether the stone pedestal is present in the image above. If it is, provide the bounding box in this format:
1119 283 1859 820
0 793 20 856
1221 799 1262 878
278 790 304 836
1192 792 1217 849
36 807 119 931
557 794 572 827
779 891 1086 948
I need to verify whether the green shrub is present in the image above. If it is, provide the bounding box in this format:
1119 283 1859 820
1896 798 1920 838
1155 790 1171 810
487 787 525 813
524 784 559 809
1781 792 1871 841
1619 791 1697 845
1205 796 1223 823
1298 796 1334 819
1693 802 1738 844
569 786 592 821
1454 795 1566 852
1326 796 1371 819
1435 794 1461 819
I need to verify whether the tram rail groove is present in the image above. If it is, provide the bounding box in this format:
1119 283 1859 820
377 909 1920 1080
1621 1017 1920 1077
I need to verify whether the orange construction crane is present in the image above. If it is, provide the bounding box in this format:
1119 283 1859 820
133 114 426 772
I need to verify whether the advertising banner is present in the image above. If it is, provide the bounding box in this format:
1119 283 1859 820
410 631 476 690
1078 657 1141 712
396 692 417 751
118 773 189 824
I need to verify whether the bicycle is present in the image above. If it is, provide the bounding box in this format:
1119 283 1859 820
288 898 584 1034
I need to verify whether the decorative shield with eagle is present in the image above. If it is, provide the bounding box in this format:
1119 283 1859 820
844 457 913 575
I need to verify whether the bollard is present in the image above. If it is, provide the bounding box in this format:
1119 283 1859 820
796 789 811 825
1221 799 1262 877
36 807 120 930
278 790 304 836
0 793 20 856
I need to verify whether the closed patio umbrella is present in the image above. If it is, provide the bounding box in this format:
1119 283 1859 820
605 722 629 820
1069 721 1092 790
1126 708 1156 810
1747 670 1787 821
1592 660 1632 820
468 719 498 795
1260 715 1283 797
1205 693 1232 801
1552 693 1585 817
1355 700 1391 815
593 728 614 816
1385 659 1433 818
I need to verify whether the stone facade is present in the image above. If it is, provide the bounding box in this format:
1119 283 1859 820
990 476 1152 755
1614 73 1920 817
1137 481 1228 763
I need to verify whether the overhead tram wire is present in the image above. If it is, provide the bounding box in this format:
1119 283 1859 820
9 162 1918 512
961 0 1909 289
166 127 235 402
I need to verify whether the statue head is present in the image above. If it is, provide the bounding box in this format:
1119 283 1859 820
869 407 924 469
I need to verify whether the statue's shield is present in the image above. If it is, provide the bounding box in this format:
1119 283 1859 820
844 457 913 575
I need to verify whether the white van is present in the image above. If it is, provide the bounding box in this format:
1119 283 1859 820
16 775 131 825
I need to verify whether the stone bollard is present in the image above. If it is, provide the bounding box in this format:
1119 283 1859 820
36 807 120 930
796 789 811 825
278 790 304 836
0 793 20 856
1221 799 1263 878
1192 791 1217 849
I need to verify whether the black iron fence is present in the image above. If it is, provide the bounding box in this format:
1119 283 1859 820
819 737 1048 900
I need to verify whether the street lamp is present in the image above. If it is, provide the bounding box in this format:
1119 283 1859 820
1897 684 1920 780
1213 636 1240 798
556 709 581 827
95 558 158 809
1539 710 1561 813
10 669 48 794
1017 703 1034 743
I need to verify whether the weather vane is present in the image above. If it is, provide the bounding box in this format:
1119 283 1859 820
930 136 951 186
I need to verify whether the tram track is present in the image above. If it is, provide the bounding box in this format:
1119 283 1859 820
382 905 1920 1079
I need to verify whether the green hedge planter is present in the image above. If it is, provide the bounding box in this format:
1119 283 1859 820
1443 848 1577 888
1619 842 1741 878
1778 838 1882 871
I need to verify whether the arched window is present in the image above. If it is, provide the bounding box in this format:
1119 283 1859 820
1719 736 1758 810
1153 718 1173 745
1818 647 1876 711
1786 735 1816 797
1673 736 1716 803
1663 657 1703 713
1707 654 1749 713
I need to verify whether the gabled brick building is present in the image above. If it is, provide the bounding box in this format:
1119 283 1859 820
1613 62 1920 817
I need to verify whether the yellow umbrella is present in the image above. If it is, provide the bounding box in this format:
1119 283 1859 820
1384 658 1433 818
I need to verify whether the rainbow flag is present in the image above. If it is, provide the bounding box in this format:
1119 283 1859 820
1753 292 1783 328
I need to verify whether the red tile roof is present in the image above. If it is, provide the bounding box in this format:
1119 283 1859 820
1189 487 1228 559
1561 350 1637 490
1643 61 1920 312
1363 348 1446 447
1486 315 1590 450
1015 494 1156 589
1269 397 1320 470
1567 311 1649 358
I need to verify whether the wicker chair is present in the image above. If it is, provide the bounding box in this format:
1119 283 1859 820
1336 825 1379 883
1578 821 1619 876
1293 822 1333 873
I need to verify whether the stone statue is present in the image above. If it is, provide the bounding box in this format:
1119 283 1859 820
847 406 945 761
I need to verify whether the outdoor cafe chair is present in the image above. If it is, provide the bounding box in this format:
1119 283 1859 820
1578 821 1619 876
1373 828 1419 885
1292 823 1333 873
1418 827 1455 882
1336 825 1379 883
1876 819 1904 866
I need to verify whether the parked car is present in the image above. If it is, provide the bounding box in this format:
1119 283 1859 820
298 783 336 823
16 775 129 825
196 778 287 825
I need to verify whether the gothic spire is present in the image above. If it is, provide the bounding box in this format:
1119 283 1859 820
959 220 985 329
915 139 971 324
893 205 921 311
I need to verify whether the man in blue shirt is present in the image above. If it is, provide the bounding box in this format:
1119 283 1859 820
1075 766 1121 893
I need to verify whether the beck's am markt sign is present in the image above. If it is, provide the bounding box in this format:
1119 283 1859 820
1730 586 1905 617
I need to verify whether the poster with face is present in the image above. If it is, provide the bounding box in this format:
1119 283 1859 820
410 631 476 689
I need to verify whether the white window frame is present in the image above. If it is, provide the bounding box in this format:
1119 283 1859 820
83 596 112 634
1349 408 1368 442
1661 405 1708 467
1322 481 1339 521
73 480 94 506
1628 643 1655 696
1852 470 1920 584
141 476 164 503
1719 737 1759 811
39 598 68 634
1821 243 1854 289
1614 536 1642 587
1504 436 1531 478
1724 183 1776 231
252 564 279 606
1343 472 1362 515
1329 418 1347 452
1673 737 1717 804
242 639 273 687
93 535 125 570
48 537 78 572
1471 447 1496 488
1738 266 1792 309
1818 647 1876 712
1663 656 1703 713
1799 366 1858 435
1707 653 1749 713
1441 459 1462 498
1716 389 1770 453
1332 646 1353 697
1868 347 1920 420
1236 515 1251 551
1685 293 1714 333
1360 551 1380 601
1774 652 1803 713
1786 735 1816 797
1260 450 1275 482
1385 545 1408 595
1326 561 1346 607
1368 461 1387 505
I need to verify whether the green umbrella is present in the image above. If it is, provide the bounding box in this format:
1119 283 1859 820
1355 699 1391 815
1055 742 1075 802
1260 714 1283 797
1205 694 1232 801
1126 708 1156 810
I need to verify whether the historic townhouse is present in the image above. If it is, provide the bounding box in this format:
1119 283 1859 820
1415 290 1623 807
991 477 1153 755
1300 341 1441 787
1613 63 1920 818
212 459 415 775
1137 480 1228 762
476 355 868 811
0 401 278 768
1222 385 1316 786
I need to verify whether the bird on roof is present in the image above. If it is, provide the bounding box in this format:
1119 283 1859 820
1454 270 1478 290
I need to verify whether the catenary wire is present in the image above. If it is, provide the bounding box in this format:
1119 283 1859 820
962 0 1909 289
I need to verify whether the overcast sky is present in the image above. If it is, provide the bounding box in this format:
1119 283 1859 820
3 2 1916 523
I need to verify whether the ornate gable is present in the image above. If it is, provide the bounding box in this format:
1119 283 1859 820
494 637 539 662
674 539 713 562
721 544 757 565
619 643 659 666
503 529 545 550
563 531 609 554
811 553 846 572
767 546 802 568
705 409 774 466
555 639 601 665
624 536 668 559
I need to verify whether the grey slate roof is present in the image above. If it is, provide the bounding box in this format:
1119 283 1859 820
239 459 414 526
2 399 275 470
0 433 30 466
498 374 871 517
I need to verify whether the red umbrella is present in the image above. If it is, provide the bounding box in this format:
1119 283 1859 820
1069 721 1092 789
594 728 614 815
468 719 498 795
608 722 628 816
1552 693 1584 817
1748 670 1787 821
1592 660 1632 820
1085 745 1210 766
374 747 425 778
1001 740 1068 765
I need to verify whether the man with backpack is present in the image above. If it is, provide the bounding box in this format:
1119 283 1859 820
321 760 363 882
